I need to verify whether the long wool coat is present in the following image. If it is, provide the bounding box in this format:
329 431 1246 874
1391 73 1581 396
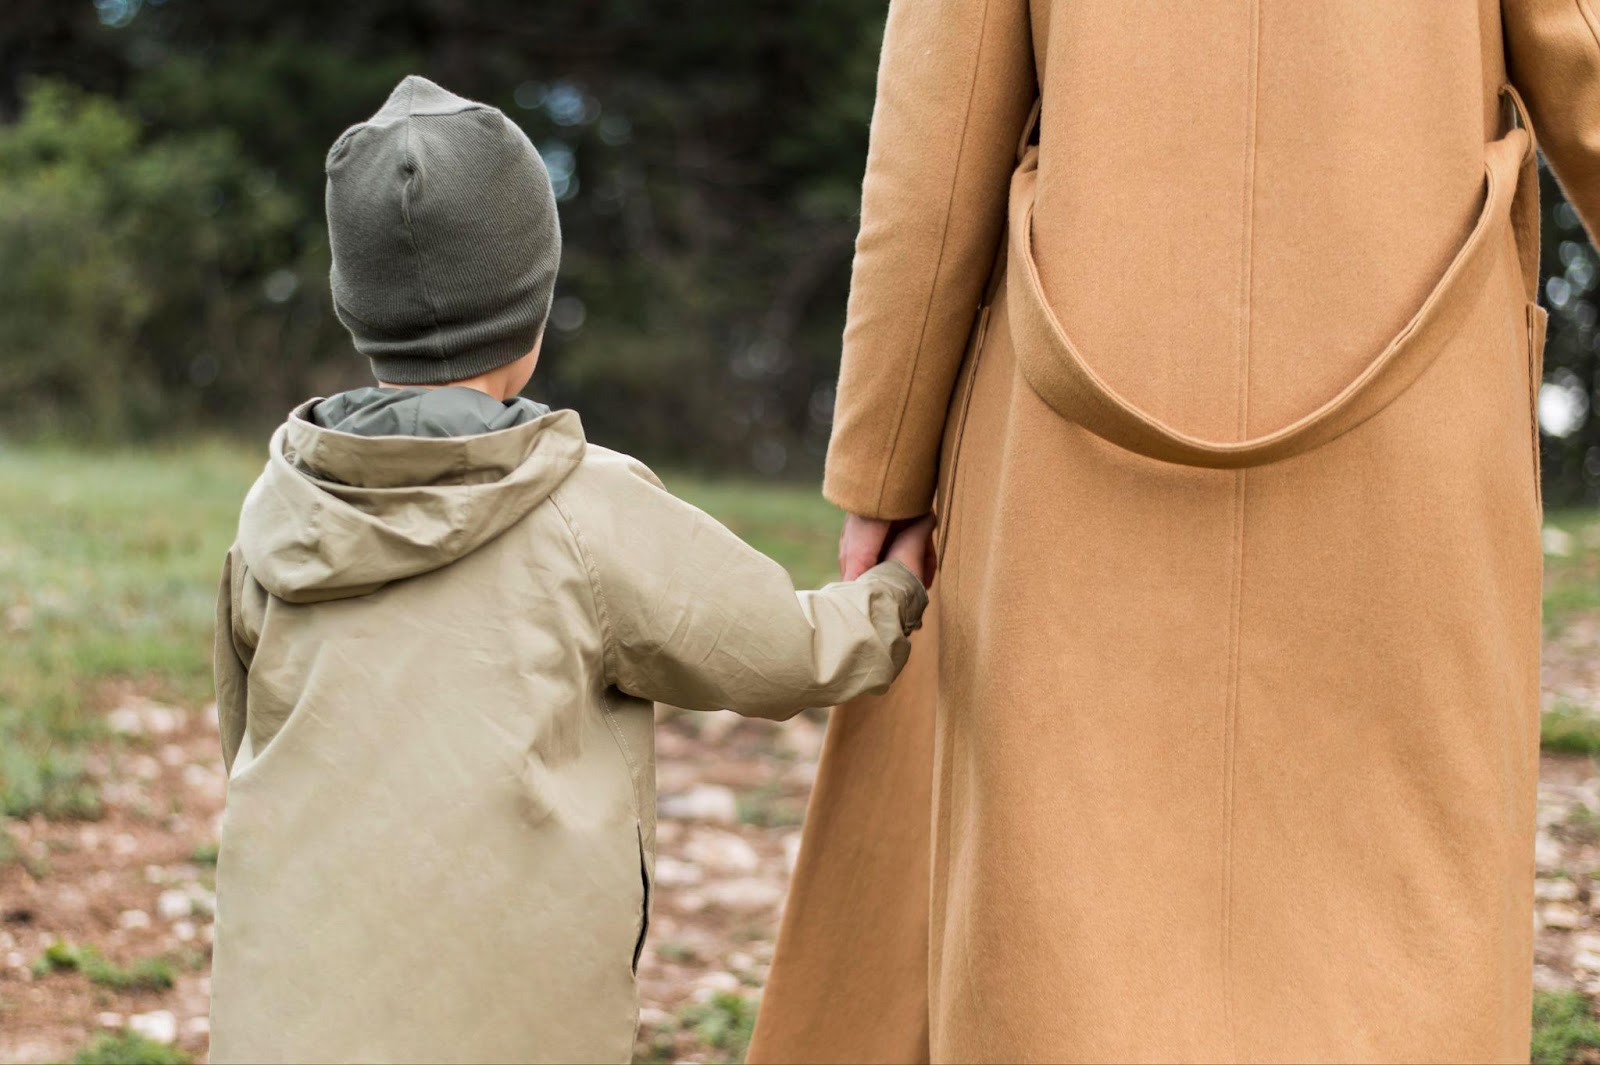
748 1 1590 1061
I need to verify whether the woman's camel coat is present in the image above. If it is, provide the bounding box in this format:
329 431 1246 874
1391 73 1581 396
748 1 1598 1061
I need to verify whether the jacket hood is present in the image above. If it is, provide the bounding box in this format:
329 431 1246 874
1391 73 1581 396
238 398 585 603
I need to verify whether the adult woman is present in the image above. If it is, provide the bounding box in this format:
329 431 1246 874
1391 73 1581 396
749 2 1594 1061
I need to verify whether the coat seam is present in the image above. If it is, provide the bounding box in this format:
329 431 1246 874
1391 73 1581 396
871 0 995 515
1576 0 1600 53
550 486 645 815
550 487 622 693
1223 2 1260 1054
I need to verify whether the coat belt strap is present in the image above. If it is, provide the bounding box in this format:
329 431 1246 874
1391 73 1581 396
1003 85 1539 469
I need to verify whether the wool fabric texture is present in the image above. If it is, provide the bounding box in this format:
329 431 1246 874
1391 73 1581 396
748 1 1570 1061
325 75 561 385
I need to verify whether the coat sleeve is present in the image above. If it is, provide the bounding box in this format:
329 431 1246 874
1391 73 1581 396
556 459 928 720
213 550 253 774
1504 0 1600 236
823 0 1037 520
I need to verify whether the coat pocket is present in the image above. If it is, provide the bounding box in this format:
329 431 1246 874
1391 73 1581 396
933 303 991 562
1527 301 1548 510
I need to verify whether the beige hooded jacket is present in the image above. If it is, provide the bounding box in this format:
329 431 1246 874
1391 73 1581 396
207 400 925 1064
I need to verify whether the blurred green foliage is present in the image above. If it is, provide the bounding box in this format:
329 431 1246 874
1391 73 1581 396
1 2 1597 497
0 0 884 478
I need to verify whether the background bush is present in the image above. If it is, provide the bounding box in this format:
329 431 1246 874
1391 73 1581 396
1 0 1597 499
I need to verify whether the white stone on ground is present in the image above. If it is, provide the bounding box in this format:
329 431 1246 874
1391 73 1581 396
1537 878 1581 903
1543 903 1586 930
683 830 760 874
701 878 784 911
156 889 192 921
652 856 703 887
118 909 152 931
659 784 739 824
128 1010 177 1044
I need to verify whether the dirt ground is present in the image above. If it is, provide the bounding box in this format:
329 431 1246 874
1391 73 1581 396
0 696 824 1064
1 619 1598 1064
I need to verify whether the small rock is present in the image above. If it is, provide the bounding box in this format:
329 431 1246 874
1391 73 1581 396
159 744 186 767
1536 962 1577 992
5 951 24 969
118 910 152 931
1537 831 1563 872
106 707 145 736
156 890 192 921
652 856 702 887
128 1010 177 1045
1537 878 1581 903
659 784 739 825
184 884 216 916
637 1006 674 1030
684 831 760 874
183 1016 210 1038
111 833 138 857
1543 903 1586 930
1576 950 1600 973
692 971 742 1001
702 878 785 911
96 1012 124 1029
172 920 197 943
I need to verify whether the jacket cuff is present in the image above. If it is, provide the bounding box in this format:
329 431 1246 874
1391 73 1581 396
859 560 930 635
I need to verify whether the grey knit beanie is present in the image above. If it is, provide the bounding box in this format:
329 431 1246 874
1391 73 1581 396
325 75 561 385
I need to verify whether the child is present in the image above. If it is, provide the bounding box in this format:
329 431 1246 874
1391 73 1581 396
206 76 930 1064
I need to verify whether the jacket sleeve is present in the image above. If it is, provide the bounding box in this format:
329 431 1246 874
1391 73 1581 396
558 459 928 720
213 549 255 774
1505 0 1600 236
823 0 1037 520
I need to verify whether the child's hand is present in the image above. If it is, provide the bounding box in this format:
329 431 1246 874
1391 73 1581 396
884 514 937 587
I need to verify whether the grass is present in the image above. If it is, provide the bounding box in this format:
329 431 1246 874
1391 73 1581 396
71 1032 191 1065
32 940 176 992
0 442 262 817
676 990 759 1063
1544 703 1600 757
1544 508 1600 634
0 443 842 822
1533 991 1600 1065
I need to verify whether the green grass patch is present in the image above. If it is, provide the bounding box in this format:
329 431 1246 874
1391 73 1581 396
1544 703 1600 756
32 940 175 991
0 444 841 820
677 990 759 1063
0 442 263 817
1533 990 1600 1065
71 1032 191 1065
1544 509 1600 633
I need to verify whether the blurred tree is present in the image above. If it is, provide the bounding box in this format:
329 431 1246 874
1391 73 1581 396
0 81 301 437
0 1 1596 500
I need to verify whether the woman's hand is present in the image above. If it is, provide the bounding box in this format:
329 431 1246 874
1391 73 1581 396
840 511 937 585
